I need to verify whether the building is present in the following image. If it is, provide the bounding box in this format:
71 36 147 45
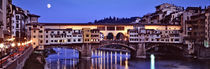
90 29 100 43
26 23 134 49
11 5 29 42
129 24 182 43
83 28 91 43
205 6 210 48
0 0 9 43
183 6 210 58
83 28 100 43
141 3 183 25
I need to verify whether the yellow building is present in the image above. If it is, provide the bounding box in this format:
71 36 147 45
83 28 100 43
83 28 91 43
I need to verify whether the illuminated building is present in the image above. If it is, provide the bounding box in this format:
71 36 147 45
129 24 182 43
27 23 134 49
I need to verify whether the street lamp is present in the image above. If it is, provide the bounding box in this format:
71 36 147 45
0 44 4 48
17 43 21 46
11 43 15 47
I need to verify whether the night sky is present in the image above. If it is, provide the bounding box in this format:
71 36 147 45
13 0 210 23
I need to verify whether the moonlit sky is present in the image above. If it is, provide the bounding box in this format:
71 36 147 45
13 0 210 23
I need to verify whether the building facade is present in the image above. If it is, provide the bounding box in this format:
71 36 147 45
205 7 210 48
129 25 182 43
26 23 134 49
0 0 8 42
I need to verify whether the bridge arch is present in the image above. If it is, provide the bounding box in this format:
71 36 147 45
107 33 114 40
99 42 137 58
116 32 125 40
145 43 187 56
146 44 184 51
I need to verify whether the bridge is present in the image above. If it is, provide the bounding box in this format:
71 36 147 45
44 40 188 59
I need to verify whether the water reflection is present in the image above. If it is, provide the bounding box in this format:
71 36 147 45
46 48 210 69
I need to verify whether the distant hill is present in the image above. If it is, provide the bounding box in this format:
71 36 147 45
94 16 140 24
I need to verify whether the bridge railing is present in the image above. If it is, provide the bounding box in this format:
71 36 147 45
100 40 129 45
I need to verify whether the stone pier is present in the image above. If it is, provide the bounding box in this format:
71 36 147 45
79 43 92 59
135 43 146 58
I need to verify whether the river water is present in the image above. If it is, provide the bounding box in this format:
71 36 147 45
45 48 210 69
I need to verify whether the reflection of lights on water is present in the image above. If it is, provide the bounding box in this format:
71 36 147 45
115 51 117 69
104 51 105 69
120 52 122 66
64 48 67 69
100 51 102 69
125 52 129 69
107 52 109 69
151 54 155 69
111 51 113 69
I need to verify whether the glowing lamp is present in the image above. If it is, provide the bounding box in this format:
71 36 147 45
0 44 4 48
11 43 15 47
18 43 21 46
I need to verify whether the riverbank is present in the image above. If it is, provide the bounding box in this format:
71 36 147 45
23 51 46 69
23 48 57 69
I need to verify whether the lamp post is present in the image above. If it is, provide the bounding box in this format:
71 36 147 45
11 43 15 59
0 43 4 68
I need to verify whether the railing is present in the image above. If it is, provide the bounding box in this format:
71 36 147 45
100 40 129 45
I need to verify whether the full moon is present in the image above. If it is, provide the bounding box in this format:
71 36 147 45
47 4 51 8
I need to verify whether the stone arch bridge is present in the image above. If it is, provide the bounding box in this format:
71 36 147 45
44 41 188 59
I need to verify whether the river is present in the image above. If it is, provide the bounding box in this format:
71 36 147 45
45 48 210 69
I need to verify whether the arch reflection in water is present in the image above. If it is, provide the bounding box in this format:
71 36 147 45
46 48 130 69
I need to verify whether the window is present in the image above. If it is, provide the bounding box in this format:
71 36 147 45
39 30 43 33
46 35 48 38
46 40 48 43
157 39 159 41
78 35 82 37
171 39 174 41
107 27 115 30
73 39 76 42
97 27 105 30
73 35 77 37
29 27 31 31
40 35 43 38
16 24 19 28
51 31 54 33
68 39 71 42
33 43 36 45
78 39 81 41
33 36 36 38
34 30 36 33
46 31 48 33
175 39 179 41
40 26 43 28
55 40 58 42
116 27 124 30
16 16 20 20
59 40 62 42
86 35 89 37
40 40 43 43
51 40 53 42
